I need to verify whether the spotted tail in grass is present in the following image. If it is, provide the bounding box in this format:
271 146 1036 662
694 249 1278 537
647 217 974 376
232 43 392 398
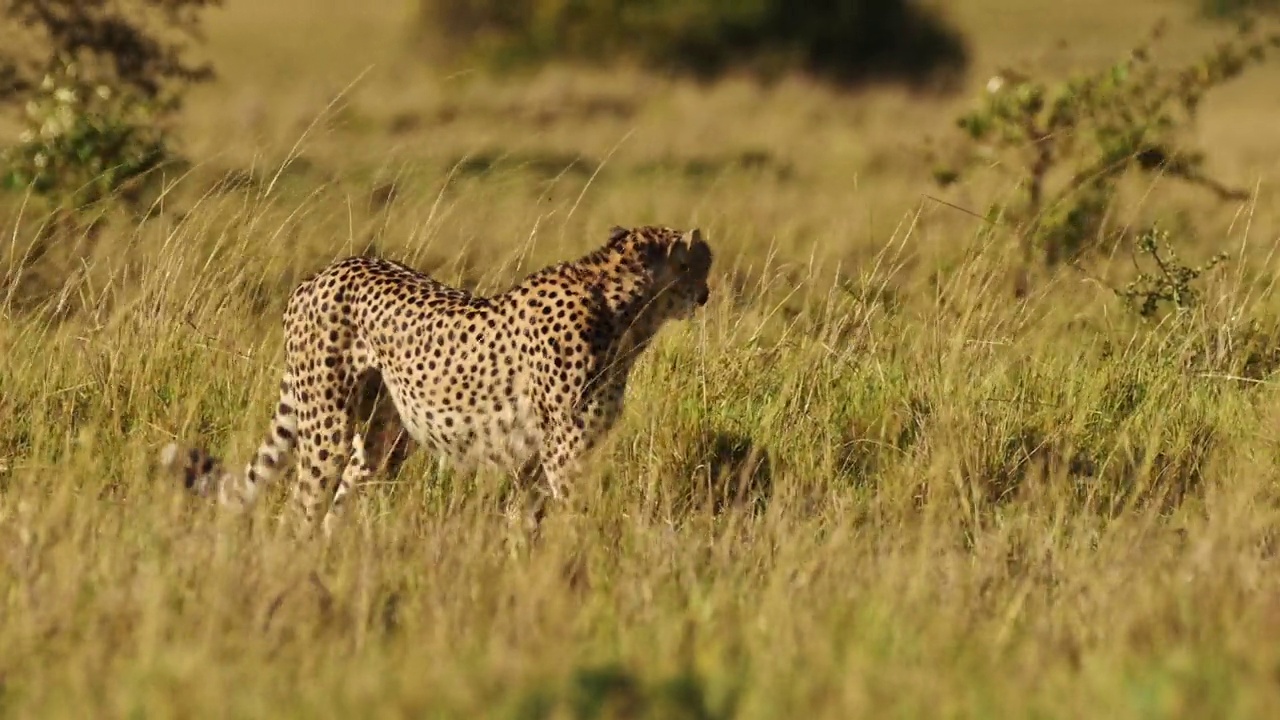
159 376 300 509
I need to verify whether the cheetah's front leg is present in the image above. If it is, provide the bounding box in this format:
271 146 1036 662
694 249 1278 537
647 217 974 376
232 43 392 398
536 420 594 503
534 381 624 507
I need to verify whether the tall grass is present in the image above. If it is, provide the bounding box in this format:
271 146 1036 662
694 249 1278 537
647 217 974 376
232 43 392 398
3 146 1280 717
4 1 1280 715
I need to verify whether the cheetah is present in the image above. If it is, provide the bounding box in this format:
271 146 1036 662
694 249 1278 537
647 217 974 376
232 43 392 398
160 224 714 535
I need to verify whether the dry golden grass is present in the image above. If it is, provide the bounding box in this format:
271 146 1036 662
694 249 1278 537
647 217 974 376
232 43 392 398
4 1 1280 717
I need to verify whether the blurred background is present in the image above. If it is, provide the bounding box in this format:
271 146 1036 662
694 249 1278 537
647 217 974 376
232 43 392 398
3 0 1280 303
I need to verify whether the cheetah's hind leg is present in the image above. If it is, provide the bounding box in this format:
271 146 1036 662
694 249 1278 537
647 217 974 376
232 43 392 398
321 371 415 537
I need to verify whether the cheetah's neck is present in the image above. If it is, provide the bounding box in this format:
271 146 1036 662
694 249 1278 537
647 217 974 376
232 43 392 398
579 254 671 372
520 245 673 372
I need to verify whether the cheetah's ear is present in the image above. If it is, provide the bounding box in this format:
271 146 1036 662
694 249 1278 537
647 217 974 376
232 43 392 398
679 228 703 247
608 225 630 244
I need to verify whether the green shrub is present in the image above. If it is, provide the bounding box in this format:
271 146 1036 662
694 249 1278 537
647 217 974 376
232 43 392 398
1199 0 1280 19
1 0 219 110
3 58 174 213
931 21 1279 269
416 0 968 89
1115 225 1228 319
1 0 220 213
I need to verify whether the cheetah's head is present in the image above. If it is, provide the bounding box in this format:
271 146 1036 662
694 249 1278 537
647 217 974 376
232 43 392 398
612 225 713 320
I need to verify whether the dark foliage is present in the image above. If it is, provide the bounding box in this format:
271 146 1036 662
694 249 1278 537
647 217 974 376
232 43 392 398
417 0 968 90
1 0 221 111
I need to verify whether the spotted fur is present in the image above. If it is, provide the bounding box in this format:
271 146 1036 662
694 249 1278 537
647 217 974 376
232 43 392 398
160 225 714 535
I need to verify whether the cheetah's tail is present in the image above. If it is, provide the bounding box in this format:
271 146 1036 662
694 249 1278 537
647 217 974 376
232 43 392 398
159 376 300 509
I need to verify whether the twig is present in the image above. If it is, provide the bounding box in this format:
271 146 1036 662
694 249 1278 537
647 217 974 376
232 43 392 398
1196 373 1275 386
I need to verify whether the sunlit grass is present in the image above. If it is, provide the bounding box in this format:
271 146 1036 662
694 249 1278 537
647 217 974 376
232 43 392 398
4 1 1280 717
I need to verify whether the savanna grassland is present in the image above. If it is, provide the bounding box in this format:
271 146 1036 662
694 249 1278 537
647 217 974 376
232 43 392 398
6 0 1280 717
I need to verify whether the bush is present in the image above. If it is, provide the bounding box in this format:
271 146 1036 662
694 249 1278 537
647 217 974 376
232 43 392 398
3 58 173 213
1114 224 1229 319
415 0 968 89
1 0 219 110
931 21 1280 270
1 0 220 213
1199 0 1280 19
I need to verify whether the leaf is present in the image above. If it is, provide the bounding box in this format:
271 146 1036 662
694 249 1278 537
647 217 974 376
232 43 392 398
2 169 29 190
